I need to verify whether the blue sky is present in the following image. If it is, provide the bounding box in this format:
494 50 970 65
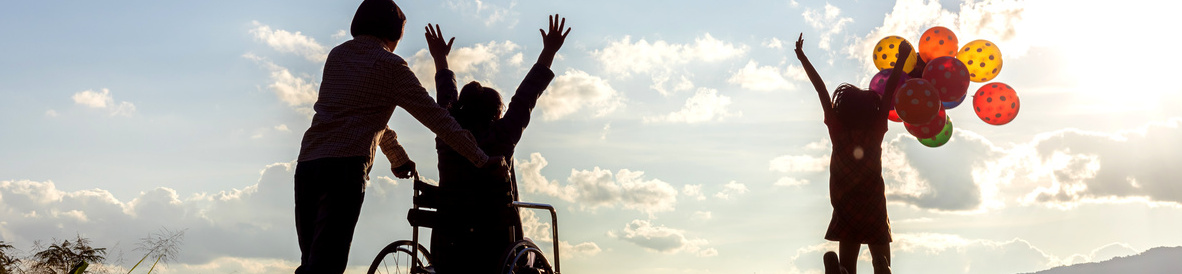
4 0 1182 273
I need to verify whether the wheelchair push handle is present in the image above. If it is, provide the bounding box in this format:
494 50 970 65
511 201 561 274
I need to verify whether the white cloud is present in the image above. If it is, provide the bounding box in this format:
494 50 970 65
691 211 712 221
802 3 855 51
769 154 829 173
610 219 717 257
330 29 347 40
644 88 739 124
445 0 520 28
593 34 748 96
516 153 678 216
600 123 611 140
45 109 58 117
728 60 808 92
273 124 290 132
244 54 319 107
682 184 706 201
249 21 328 62
72 88 136 117
409 40 521 94
775 177 810 187
764 37 784 49
713 181 748 200
539 69 624 121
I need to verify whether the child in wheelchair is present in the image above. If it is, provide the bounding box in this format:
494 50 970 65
423 14 570 274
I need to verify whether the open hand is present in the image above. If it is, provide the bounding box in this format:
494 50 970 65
795 33 805 53
425 24 455 70
541 14 572 56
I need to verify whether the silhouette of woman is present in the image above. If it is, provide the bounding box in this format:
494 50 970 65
796 33 909 274
424 15 570 273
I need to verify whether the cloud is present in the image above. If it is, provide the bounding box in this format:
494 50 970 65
713 181 748 200
610 219 717 257
539 69 624 120
45 109 59 117
593 34 748 95
519 210 601 259
248 21 328 62
846 0 1026 74
784 233 1136 274
72 88 136 117
802 3 855 51
727 60 809 92
644 88 739 124
409 40 521 93
775 177 810 187
515 153 678 216
243 54 318 107
682 184 706 201
691 211 712 221
764 37 784 49
445 0 520 28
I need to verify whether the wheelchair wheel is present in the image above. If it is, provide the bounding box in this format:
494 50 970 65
499 239 553 274
367 240 433 274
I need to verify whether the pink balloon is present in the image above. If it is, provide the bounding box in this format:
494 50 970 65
921 56 971 103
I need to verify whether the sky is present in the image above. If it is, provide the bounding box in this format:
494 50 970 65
3 0 1182 273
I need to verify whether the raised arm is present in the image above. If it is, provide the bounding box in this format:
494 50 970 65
881 41 912 114
495 14 567 142
795 33 833 119
426 24 459 108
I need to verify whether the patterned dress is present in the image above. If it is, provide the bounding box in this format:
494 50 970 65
823 112 893 244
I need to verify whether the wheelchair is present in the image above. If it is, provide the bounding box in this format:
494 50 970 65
366 172 562 274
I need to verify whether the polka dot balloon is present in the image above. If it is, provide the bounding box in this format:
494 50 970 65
918 26 959 62
888 109 902 123
905 108 946 139
893 78 942 125
870 68 911 110
956 39 1003 82
922 56 971 103
942 93 967 109
873 36 918 74
918 115 954 148
973 82 1020 125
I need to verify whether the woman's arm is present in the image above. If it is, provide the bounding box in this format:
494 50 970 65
795 33 833 119
534 14 571 69
426 24 459 108
881 41 912 114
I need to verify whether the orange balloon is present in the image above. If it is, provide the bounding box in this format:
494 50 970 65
956 40 1004 82
873 36 918 73
918 26 958 62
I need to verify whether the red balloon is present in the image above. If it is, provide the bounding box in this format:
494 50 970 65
922 56 971 103
894 79 942 125
888 109 902 123
973 82 1020 125
905 108 946 139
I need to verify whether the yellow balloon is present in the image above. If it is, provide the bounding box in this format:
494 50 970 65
872 36 918 73
956 39 1003 82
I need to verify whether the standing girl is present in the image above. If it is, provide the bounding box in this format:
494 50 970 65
795 33 910 274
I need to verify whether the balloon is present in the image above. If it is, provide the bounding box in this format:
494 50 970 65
873 36 918 73
893 79 942 125
870 69 911 110
956 39 1003 82
918 26 959 62
973 82 1020 125
942 93 966 109
888 109 902 122
905 108 946 139
918 115 954 147
922 56 971 103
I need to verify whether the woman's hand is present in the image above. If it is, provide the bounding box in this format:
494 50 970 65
794 33 806 58
536 14 571 68
425 24 455 71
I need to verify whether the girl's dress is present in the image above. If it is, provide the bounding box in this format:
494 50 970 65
823 111 893 244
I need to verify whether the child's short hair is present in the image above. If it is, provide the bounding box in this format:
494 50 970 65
350 0 407 42
832 83 881 130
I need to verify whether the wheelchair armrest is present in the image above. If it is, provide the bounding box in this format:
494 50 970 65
511 201 561 273
406 208 439 229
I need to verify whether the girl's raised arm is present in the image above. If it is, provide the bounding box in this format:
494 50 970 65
881 41 912 114
795 33 833 118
